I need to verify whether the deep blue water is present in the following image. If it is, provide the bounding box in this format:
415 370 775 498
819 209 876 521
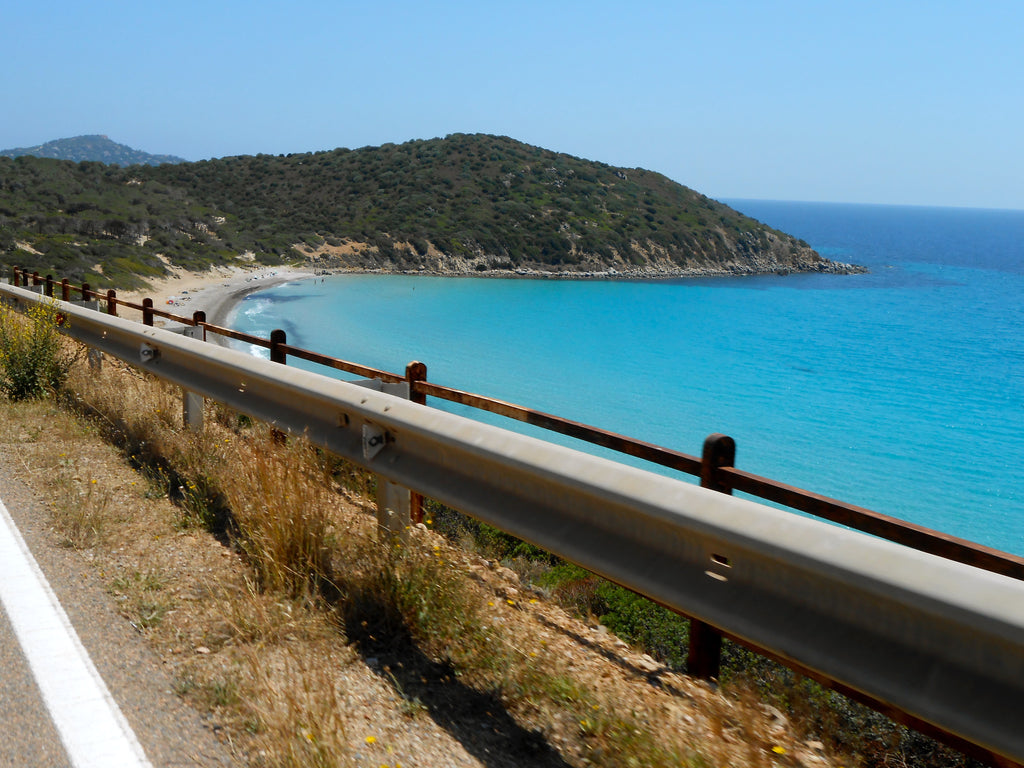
228 201 1024 555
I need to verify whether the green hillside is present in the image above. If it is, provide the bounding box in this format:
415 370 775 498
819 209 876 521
0 155 253 289
0 134 862 289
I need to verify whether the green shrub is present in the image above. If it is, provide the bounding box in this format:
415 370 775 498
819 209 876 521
0 299 78 400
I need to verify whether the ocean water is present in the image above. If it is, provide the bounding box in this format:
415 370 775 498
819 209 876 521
227 201 1024 555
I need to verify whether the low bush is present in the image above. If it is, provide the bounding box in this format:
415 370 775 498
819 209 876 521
0 299 78 400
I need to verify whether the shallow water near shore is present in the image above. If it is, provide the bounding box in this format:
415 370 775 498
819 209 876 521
228 201 1024 556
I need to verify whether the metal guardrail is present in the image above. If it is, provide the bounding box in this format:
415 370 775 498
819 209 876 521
1 282 1023 765
16 268 1024 585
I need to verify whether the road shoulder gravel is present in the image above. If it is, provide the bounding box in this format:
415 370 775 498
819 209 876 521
0 445 239 768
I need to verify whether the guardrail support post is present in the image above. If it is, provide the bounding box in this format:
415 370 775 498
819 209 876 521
688 433 737 680
181 389 204 431
142 298 154 326
106 289 117 316
45 275 54 298
405 360 428 524
74 283 104 370
61 280 70 302
24 272 43 295
377 478 412 544
180 320 206 432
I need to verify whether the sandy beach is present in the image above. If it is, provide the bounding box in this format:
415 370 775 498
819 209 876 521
118 264 317 331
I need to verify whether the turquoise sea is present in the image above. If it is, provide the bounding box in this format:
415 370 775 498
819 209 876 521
227 201 1024 556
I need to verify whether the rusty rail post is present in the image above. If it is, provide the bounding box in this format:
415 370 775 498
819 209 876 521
405 361 428 524
12 267 20 287
269 329 287 365
142 298 154 326
269 329 287 443
687 433 737 680
32 271 40 287
700 433 736 494
106 289 117 316
45 275 54 298
81 282 91 301
61 279 70 302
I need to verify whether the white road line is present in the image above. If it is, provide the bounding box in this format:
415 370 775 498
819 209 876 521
0 498 152 768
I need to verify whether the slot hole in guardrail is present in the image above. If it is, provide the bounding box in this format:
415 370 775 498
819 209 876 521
705 554 732 582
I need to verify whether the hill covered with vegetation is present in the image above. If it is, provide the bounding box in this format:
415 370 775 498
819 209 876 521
1 135 186 166
0 153 245 288
0 133 862 288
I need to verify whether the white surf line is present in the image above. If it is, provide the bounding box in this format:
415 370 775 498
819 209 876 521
0 497 152 768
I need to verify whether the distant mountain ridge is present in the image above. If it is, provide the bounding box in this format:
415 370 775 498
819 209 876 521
0 135 186 166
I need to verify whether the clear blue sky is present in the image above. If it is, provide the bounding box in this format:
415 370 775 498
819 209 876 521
4 1 1022 210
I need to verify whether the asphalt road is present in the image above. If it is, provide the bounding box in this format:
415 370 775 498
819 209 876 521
0 453 238 768
0 602 69 767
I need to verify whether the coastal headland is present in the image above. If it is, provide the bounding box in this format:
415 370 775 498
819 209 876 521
2 135 867 291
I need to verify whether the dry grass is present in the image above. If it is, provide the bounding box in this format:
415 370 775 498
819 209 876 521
216 440 337 598
50 449 114 548
0 349 855 768
238 642 351 768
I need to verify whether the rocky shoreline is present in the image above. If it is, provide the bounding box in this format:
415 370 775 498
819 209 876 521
295 232 868 281
315 258 868 281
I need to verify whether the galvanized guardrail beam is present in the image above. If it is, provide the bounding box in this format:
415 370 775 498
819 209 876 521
4 285 1023 764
